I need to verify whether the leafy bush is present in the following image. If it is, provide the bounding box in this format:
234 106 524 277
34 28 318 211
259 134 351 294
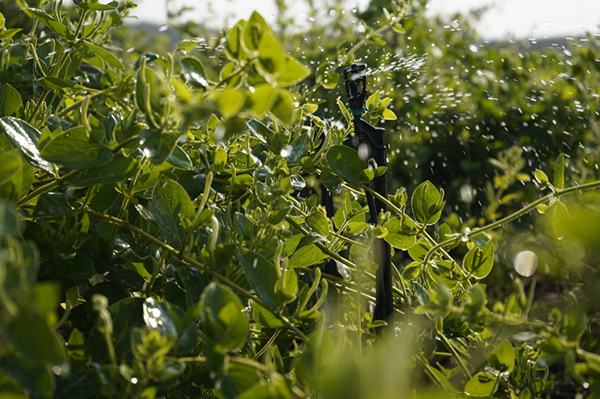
1 1 600 398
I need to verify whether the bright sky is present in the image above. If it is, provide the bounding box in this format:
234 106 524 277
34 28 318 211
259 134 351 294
128 0 600 39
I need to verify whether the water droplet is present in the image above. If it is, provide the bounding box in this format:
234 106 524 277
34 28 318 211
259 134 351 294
514 250 537 277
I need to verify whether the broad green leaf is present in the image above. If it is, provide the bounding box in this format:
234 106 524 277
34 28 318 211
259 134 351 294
253 302 285 328
143 298 177 339
225 20 246 61
284 134 308 164
200 283 248 350
238 250 280 309
217 89 245 117
6 313 67 365
214 145 227 173
382 109 397 120
29 8 71 38
554 153 565 190
0 151 21 186
489 340 515 372
327 145 367 185
83 40 124 71
180 56 208 88
41 127 113 168
383 216 417 250
75 154 139 186
564 300 587 342
250 83 276 116
288 244 327 268
77 1 118 11
242 12 269 52
534 169 548 185
306 211 329 236
38 77 77 89
270 89 294 125
257 31 285 76
167 145 194 170
411 180 444 225
0 84 24 118
463 241 494 279
0 117 52 172
277 56 311 87
408 240 432 262
0 28 22 40
139 129 179 164
0 12 4 29
151 176 195 248
402 262 422 280
464 371 497 397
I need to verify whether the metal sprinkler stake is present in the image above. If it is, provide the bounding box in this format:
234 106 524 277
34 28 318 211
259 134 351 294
344 63 393 323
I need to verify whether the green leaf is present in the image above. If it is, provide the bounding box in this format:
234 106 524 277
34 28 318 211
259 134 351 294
463 241 494 279
0 151 22 186
0 84 24 118
225 20 246 61
242 12 268 52
250 83 276 117
151 176 195 248
327 145 368 185
489 340 515 372
83 41 124 71
180 56 208 88
238 250 280 309
38 77 77 89
564 300 587 342
6 313 67 365
0 28 22 40
284 134 308 164
167 145 194 170
270 89 294 125
554 153 565 190
77 1 119 11
382 109 397 120
534 169 548 185
257 32 286 76
464 371 497 397
0 117 52 172
402 262 422 280
140 129 179 165
411 180 444 225
253 302 285 328
135 63 163 127
200 283 248 350
306 211 329 236
277 56 311 86
143 298 178 339
29 8 71 38
217 89 246 117
75 154 139 186
214 145 227 173
288 244 327 268
41 127 113 168
383 216 417 250
0 12 4 29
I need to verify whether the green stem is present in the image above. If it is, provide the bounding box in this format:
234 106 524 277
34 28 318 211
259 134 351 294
438 331 472 379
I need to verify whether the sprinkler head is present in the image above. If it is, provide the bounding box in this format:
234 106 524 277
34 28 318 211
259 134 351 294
344 63 367 116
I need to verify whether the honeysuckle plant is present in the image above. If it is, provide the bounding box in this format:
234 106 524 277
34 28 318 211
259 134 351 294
1 1 600 398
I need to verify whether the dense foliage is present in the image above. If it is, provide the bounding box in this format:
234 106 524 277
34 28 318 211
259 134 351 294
1 0 600 398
